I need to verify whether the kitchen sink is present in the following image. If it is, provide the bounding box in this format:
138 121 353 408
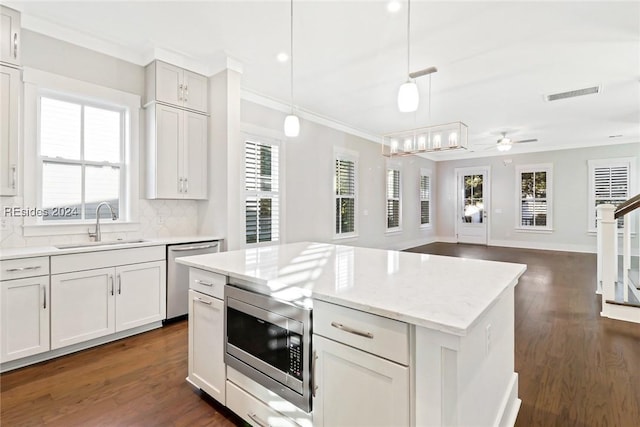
55 239 148 250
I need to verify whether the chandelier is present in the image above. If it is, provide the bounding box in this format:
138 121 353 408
382 121 469 157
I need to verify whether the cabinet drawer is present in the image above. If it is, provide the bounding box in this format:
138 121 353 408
1 257 49 280
189 268 224 299
51 246 165 274
226 381 302 427
313 299 409 365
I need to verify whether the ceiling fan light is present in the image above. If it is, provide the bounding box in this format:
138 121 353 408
397 81 419 112
497 143 512 152
284 114 300 137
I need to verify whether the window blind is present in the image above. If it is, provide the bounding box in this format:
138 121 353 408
335 158 356 234
593 164 629 228
420 175 430 225
387 169 400 229
245 141 279 244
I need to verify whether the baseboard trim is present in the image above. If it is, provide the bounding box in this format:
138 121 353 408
488 239 596 254
393 236 438 251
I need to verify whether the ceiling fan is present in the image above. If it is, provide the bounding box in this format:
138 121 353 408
493 132 538 152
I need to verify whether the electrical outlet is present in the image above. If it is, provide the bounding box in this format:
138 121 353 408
156 216 165 225
0 218 7 231
485 324 492 354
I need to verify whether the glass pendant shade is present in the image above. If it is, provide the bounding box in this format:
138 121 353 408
397 81 419 112
497 143 512 152
284 114 300 137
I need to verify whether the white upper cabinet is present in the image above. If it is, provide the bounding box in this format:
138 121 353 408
0 65 20 196
0 6 21 67
145 60 208 113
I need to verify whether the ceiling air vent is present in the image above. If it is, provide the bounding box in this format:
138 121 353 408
545 86 600 101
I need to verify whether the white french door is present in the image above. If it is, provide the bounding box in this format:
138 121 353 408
455 167 490 244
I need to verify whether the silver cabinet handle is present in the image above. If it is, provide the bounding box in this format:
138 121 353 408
184 84 188 102
194 279 213 287
247 412 270 427
13 33 18 58
171 243 218 252
6 266 41 272
109 275 114 296
43 285 47 309
312 350 318 397
178 177 184 193
178 83 183 101
117 274 122 295
184 177 188 193
330 321 374 339
195 297 212 305
11 165 16 189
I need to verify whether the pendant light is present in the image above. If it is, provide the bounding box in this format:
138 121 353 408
284 0 300 137
397 0 418 113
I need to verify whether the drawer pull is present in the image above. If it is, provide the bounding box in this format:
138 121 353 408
311 350 318 397
330 321 374 339
194 279 213 287
6 266 41 272
247 412 270 427
171 243 218 252
43 285 47 309
195 297 212 305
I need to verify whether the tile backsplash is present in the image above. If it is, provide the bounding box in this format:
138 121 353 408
0 198 199 249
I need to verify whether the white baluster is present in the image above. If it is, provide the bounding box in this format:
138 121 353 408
623 212 630 302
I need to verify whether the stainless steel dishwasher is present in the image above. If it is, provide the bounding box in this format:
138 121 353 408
167 240 221 319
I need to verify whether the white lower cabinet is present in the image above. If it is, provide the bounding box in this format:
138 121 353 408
0 275 50 362
51 261 166 350
188 289 225 404
227 381 301 427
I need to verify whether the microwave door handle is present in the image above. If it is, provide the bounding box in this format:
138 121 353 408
247 412 271 427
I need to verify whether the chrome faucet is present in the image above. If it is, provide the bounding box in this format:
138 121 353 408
88 202 118 242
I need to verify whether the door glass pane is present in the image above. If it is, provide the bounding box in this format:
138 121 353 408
42 162 82 221
84 106 121 163
463 174 484 223
85 166 120 219
40 98 81 159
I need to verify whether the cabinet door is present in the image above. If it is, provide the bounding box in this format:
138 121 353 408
115 261 166 331
155 104 183 198
0 276 49 363
313 334 410 427
183 111 208 199
0 6 20 66
188 290 225 404
182 70 208 113
0 65 19 196
155 61 183 107
51 268 115 350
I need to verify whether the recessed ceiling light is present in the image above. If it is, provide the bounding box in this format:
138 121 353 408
387 1 401 13
276 52 289 62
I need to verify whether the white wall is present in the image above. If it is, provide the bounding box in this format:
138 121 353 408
436 143 640 253
240 100 437 250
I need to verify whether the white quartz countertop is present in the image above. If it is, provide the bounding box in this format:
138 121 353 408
176 242 526 336
0 235 224 260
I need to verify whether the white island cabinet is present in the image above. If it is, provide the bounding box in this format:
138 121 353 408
176 242 526 427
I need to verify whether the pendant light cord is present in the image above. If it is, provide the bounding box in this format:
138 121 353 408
290 0 294 114
406 0 411 79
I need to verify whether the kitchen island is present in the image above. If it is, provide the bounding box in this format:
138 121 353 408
177 242 526 427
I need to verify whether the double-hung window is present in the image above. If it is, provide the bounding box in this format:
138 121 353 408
39 94 125 222
420 169 431 227
588 157 635 231
516 164 552 230
245 137 280 245
335 150 357 237
386 166 401 231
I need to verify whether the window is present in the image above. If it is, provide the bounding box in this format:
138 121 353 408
39 95 125 222
335 151 357 237
420 169 431 227
516 164 553 230
386 166 401 230
245 138 279 244
588 158 635 231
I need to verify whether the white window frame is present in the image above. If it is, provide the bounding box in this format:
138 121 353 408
515 163 553 232
588 157 636 233
419 168 432 229
37 92 126 224
334 148 358 240
386 162 402 233
243 133 282 247
22 68 140 237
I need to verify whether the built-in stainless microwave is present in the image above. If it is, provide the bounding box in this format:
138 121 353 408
225 284 312 413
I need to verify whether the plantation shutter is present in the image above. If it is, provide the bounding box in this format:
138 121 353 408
593 165 629 228
387 169 400 229
245 141 279 244
420 175 430 225
335 159 356 234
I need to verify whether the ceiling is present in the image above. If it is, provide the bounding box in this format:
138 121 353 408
7 1 640 160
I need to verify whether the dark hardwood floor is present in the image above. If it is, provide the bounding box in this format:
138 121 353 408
1 243 639 426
